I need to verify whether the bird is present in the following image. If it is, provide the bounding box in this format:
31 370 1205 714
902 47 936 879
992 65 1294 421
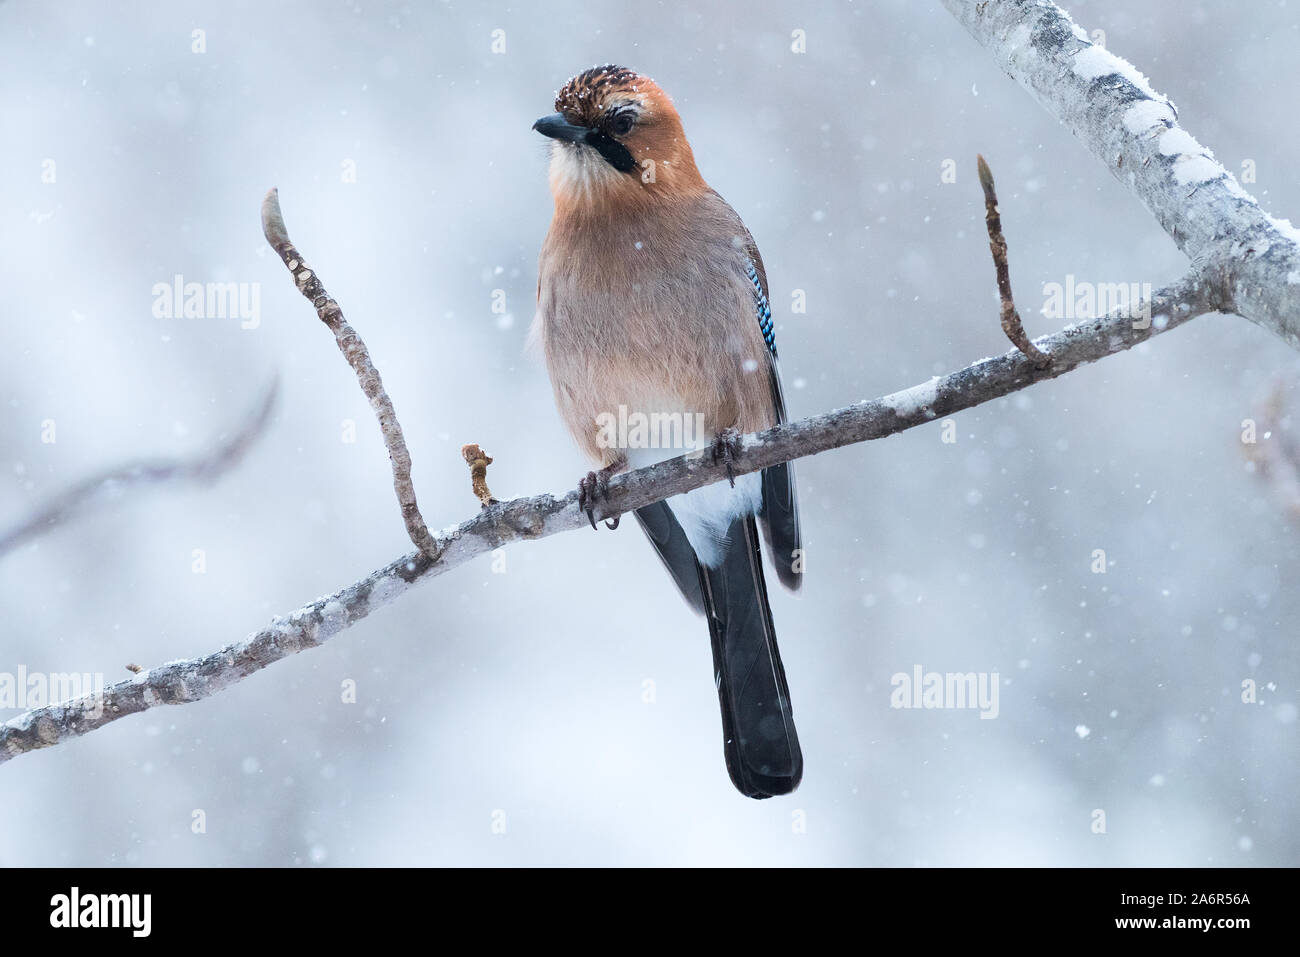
531 65 803 798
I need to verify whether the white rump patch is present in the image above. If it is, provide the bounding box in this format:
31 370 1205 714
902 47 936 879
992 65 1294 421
626 444 762 568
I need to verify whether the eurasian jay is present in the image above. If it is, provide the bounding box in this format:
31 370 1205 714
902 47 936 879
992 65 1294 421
532 65 803 798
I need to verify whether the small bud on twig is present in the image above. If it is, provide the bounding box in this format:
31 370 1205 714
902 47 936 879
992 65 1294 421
461 444 499 508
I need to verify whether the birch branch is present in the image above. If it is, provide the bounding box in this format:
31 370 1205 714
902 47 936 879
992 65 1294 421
0 271 1228 764
942 0 1300 349
0 379 278 558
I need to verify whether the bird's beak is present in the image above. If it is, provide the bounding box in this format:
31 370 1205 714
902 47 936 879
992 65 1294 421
532 113 588 144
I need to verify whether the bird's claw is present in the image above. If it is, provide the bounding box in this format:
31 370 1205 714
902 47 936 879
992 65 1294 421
577 469 621 531
578 471 600 530
710 429 744 488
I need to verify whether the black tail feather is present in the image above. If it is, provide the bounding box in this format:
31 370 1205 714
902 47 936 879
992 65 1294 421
698 515 802 798
759 461 802 592
633 502 706 614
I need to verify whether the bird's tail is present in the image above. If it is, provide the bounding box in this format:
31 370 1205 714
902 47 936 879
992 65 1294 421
698 514 802 798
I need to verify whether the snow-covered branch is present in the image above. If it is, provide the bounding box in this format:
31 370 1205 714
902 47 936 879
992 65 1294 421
0 271 1227 763
942 0 1300 349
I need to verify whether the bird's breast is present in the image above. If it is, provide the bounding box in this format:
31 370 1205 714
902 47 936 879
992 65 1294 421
535 209 773 456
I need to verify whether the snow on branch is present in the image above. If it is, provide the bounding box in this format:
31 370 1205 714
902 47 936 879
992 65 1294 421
0 271 1227 764
942 0 1300 349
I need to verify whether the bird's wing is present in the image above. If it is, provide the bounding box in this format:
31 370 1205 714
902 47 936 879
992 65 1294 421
739 231 804 592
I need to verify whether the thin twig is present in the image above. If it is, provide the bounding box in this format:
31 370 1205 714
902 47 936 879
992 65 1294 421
0 378 278 558
260 188 440 560
977 153 1050 366
0 272 1228 764
461 444 498 507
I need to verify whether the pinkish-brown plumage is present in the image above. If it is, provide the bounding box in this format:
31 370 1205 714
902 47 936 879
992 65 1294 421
534 67 777 469
532 66 804 799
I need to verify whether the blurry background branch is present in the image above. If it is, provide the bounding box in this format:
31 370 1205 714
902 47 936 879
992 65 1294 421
1243 379 1300 520
0 379 278 559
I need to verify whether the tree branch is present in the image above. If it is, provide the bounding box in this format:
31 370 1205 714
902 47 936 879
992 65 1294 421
261 188 441 559
943 0 1300 349
977 153 1049 366
0 378 278 559
0 271 1227 764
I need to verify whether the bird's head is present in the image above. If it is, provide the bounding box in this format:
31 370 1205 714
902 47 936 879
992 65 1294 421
533 65 704 207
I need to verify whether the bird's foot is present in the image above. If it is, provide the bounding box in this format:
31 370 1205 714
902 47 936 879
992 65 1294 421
577 465 622 531
709 429 744 488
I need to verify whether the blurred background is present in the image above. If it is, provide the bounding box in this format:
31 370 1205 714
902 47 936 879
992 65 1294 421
2 0 1297 866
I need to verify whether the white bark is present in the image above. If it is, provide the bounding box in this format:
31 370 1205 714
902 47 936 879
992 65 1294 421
942 0 1300 349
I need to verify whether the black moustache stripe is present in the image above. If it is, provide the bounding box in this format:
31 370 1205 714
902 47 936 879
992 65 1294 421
583 130 639 175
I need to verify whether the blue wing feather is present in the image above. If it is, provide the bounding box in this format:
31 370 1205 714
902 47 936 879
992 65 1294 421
745 261 777 358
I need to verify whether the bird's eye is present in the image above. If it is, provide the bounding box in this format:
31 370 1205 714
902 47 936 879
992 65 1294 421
610 112 636 136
